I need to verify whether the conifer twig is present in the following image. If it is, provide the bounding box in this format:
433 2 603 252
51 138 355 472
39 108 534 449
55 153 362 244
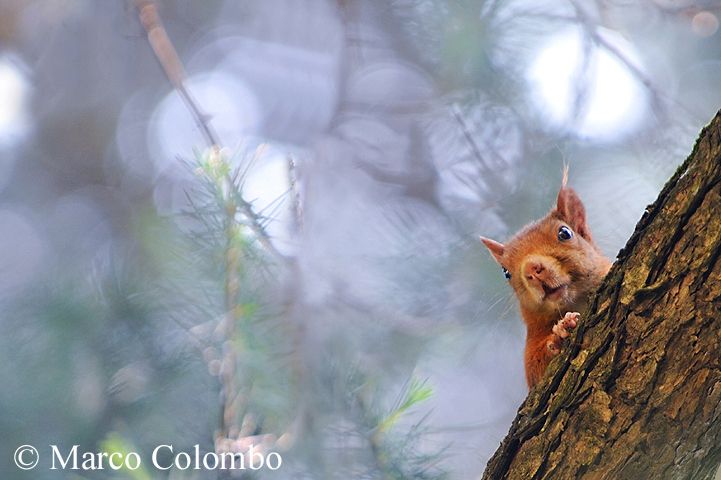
132 0 290 455
132 0 284 261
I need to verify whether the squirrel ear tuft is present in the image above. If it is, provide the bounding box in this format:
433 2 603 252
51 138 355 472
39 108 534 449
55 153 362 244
480 236 505 264
555 187 592 241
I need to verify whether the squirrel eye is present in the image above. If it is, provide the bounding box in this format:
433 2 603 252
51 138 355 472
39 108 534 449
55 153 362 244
502 267 512 280
558 226 574 241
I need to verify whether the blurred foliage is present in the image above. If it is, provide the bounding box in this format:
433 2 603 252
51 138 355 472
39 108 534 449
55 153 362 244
0 0 720 478
100 433 153 480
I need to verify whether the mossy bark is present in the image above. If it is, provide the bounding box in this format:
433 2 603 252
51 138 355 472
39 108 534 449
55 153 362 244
482 110 721 480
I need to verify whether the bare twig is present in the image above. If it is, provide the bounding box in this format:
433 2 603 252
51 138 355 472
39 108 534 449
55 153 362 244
134 0 219 147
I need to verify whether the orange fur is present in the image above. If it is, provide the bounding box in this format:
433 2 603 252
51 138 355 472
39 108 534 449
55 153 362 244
481 180 611 389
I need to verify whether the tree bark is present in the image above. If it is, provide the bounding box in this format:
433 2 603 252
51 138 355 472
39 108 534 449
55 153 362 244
482 110 721 480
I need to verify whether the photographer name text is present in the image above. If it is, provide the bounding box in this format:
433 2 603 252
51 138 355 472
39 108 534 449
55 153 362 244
13 444 282 472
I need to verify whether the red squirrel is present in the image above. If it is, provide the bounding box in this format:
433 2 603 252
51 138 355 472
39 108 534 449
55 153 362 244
480 171 611 388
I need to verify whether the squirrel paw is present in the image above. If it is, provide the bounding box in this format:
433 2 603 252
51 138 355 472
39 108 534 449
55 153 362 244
547 312 580 356
553 311 579 339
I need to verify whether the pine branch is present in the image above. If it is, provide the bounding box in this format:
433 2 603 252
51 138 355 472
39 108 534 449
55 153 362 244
132 0 284 261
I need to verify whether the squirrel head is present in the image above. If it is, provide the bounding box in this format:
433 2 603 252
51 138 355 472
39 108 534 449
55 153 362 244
480 178 611 318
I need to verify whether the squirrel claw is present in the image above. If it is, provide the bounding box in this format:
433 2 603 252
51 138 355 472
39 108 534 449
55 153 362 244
547 312 580 356
553 311 579 339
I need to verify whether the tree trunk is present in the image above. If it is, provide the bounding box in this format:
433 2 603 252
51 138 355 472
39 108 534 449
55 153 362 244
482 110 721 480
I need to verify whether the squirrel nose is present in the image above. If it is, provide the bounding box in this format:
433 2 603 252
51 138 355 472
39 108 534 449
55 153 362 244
524 261 545 280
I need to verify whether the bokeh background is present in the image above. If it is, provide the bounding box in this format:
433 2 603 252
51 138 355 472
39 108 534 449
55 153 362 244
1 0 720 478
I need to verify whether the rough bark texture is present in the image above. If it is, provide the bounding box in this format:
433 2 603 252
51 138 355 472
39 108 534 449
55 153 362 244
482 110 721 480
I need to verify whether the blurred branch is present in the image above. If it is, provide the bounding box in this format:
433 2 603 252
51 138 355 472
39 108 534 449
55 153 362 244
233 181 285 260
567 0 689 118
132 0 284 261
450 103 509 196
132 0 291 455
287 154 304 234
134 0 219 147
219 184 241 440
356 377 445 479
451 104 489 174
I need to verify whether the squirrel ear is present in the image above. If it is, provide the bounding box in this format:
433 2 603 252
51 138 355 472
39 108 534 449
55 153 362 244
480 236 505 264
555 187 593 241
